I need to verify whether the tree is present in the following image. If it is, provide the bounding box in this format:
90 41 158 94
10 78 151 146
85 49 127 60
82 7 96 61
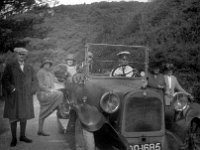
0 0 54 53
0 0 36 19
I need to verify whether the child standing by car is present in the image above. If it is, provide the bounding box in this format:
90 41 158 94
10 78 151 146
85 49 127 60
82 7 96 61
65 54 77 82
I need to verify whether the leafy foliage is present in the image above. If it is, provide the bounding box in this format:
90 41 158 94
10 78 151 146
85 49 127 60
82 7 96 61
0 0 200 99
0 0 54 53
0 0 35 18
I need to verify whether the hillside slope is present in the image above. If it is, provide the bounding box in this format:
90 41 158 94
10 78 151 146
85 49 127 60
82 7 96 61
24 0 199 99
27 1 145 63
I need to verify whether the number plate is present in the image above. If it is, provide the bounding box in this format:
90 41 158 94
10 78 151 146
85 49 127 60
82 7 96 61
130 143 161 150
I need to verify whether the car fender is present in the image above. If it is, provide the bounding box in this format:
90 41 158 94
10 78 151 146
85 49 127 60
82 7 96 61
75 103 105 132
165 130 183 150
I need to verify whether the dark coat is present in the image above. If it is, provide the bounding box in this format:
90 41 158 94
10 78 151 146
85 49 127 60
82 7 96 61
0 63 5 97
147 72 166 89
2 60 38 120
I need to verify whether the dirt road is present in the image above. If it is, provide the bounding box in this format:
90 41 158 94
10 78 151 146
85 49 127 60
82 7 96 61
0 95 74 150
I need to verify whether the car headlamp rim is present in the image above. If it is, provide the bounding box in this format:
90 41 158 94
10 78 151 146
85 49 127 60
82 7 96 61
100 92 120 114
172 92 188 112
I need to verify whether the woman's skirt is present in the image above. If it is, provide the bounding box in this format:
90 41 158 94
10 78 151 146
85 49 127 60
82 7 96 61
37 90 63 119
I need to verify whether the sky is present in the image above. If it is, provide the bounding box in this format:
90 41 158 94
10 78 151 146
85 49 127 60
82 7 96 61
57 0 149 5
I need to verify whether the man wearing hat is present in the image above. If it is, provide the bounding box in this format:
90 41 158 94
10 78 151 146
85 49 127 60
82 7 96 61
111 51 136 77
147 61 166 91
2 47 38 147
79 51 101 74
87 51 102 73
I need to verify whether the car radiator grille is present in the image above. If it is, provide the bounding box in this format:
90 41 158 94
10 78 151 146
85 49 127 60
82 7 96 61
124 97 162 132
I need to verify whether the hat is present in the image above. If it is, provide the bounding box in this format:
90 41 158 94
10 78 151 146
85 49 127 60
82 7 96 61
40 59 53 68
66 54 75 60
117 51 130 57
88 51 93 58
14 47 28 55
149 61 161 69
164 63 174 71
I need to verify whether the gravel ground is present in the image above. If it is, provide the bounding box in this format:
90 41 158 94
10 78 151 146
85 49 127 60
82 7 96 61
0 95 74 150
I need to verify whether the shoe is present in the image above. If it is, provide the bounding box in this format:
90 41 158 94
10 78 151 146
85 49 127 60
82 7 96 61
19 136 32 143
179 143 188 150
37 131 50 136
10 138 17 147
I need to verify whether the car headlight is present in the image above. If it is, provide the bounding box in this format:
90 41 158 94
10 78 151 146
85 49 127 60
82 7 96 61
100 92 120 113
172 92 188 111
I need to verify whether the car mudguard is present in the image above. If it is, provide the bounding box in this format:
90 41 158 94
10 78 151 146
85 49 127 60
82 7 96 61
75 103 105 132
94 122 130 150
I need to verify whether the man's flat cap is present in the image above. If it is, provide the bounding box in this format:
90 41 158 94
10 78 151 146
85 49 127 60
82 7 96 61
14 47 28 55
117 51 131 56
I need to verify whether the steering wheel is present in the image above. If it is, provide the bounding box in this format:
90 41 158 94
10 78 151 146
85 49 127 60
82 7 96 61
111 65 139 77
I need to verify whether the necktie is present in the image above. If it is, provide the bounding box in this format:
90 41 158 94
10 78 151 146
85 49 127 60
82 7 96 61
168 76 171 89
122 66 125 76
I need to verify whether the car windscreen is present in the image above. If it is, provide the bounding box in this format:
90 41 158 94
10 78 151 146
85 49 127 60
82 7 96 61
86 44 146 77
124 97 162 132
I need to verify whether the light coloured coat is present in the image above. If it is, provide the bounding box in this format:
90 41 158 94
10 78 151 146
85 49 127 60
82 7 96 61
164 75 188 105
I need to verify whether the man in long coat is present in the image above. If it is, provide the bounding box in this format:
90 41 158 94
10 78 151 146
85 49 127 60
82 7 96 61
2 47 38 147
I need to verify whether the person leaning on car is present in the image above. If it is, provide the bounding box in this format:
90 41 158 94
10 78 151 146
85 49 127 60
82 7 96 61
163 63 193 106
171 93 200 150
147 61 166 91
2 47 38 147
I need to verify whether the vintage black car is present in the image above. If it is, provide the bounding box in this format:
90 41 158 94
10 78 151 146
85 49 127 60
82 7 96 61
62 43 200 150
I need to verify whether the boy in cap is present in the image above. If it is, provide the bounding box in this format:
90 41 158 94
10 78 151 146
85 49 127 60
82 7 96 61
2 47 38 147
